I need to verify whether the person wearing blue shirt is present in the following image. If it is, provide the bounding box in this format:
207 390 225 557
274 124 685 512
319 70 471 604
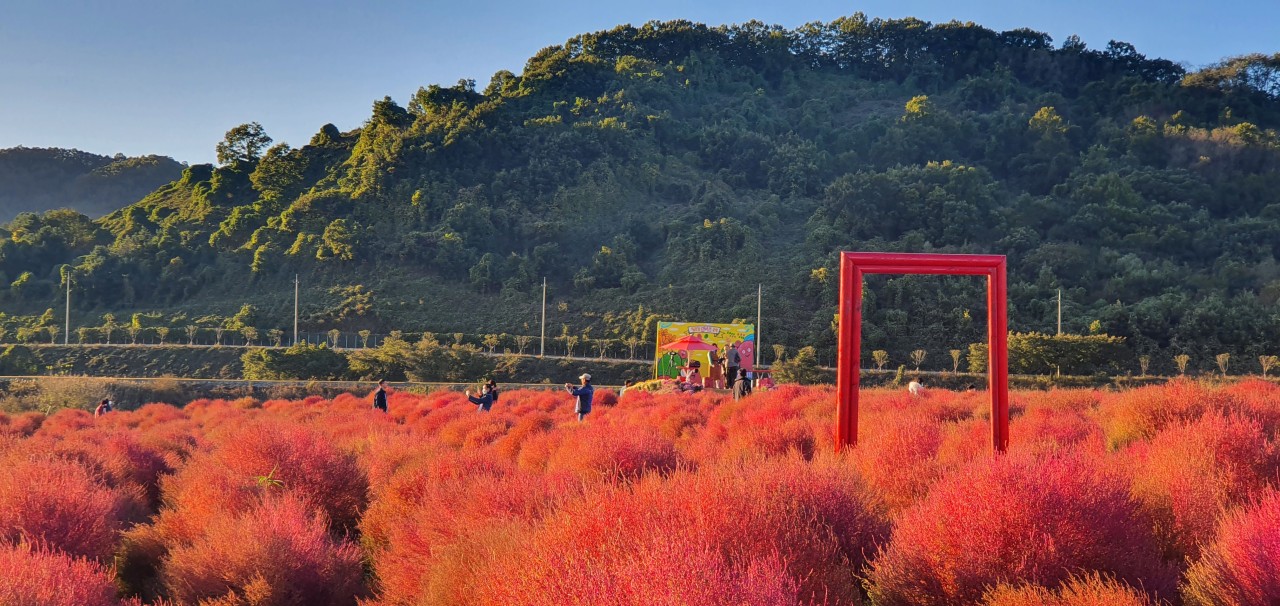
565 373 594 421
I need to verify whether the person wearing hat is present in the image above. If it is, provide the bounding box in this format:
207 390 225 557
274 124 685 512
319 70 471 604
565 373 594 421
680 360 703 389
725 342 742 389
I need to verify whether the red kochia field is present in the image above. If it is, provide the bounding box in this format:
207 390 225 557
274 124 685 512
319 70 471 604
1 380 1279 605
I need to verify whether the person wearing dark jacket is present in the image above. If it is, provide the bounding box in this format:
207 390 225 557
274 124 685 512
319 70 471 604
373 380 389 412
726 342 742 388
466 383 497 412
732 371 753 401
565 373 594 421
94 398 113 417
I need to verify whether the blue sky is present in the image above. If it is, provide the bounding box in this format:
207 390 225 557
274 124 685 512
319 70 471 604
2 0 1276 165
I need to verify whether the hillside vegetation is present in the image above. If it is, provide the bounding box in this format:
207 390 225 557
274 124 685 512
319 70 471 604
2 16 1280 372
0 147 183 222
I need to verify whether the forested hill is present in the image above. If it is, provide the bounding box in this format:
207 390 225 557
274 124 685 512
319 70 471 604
3 16 1280 371
0 147 184 222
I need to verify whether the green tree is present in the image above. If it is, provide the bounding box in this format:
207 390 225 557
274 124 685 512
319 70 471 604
1260 355 1278 378
1174 354 1191 376
349 333 415 381
910 349 927 371
774 346 827 385
215 122 272 165
872 350 889 371
101 314 118 345
242 343 348 380
318 219 356 261
249 143 305 200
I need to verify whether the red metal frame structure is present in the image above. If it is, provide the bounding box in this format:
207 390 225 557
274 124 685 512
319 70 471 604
836 252 1010 454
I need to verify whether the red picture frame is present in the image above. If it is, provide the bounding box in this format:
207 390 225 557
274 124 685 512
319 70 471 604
836 252 1010 454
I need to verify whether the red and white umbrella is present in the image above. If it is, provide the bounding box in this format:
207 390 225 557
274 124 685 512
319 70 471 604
660 335 719 370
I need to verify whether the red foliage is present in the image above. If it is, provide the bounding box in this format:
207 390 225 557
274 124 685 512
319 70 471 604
0 410 44 437
159 494 365 605
544 421 679 481
982 573 1156 605
365 457 577 604
475 456 888 605
33 408 96 439
852 411 944 513
3 382 1278 604
867 452 1175 605
1099 380 1223 448
200 419 369 532
1127 412 1278 560
0 543 121 606
31 427 172 509
0 452 137 560
1008 405 1105 456
1182 489 1280 605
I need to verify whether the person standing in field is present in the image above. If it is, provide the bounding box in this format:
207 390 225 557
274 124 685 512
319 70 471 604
565 373 594 421
726 342 742 388
708 348 725 389
373 380 390 412
732 370 752 401
908 377 924 397
466 380 498 412
94 398 113 417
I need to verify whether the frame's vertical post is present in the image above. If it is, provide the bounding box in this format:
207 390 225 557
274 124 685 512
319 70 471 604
835 253 861 451
987 262 1010 453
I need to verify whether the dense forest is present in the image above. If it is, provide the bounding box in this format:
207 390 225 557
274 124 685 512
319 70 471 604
2 15 1280 373
0 148 183 222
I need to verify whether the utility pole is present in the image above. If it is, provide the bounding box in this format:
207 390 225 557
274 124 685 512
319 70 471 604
756 284 762 368
540 277 547 357
1057 288 1062 336
64 273 71 345
293 274 299 346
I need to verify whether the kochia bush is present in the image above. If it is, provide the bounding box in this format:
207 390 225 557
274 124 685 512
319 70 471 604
981 573 1156 606
159 494 365 605
1182 489 1280 606
475 456 888 605
0 453 137 560
867 453 1174 605
0 544 121 606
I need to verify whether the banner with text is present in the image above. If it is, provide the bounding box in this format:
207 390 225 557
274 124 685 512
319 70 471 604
654 322 755 379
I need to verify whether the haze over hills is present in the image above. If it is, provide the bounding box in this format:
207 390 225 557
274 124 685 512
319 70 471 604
2 15 1279 371
0 147 184 222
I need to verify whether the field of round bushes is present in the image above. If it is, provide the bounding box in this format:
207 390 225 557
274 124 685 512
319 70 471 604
1 379 1278 605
